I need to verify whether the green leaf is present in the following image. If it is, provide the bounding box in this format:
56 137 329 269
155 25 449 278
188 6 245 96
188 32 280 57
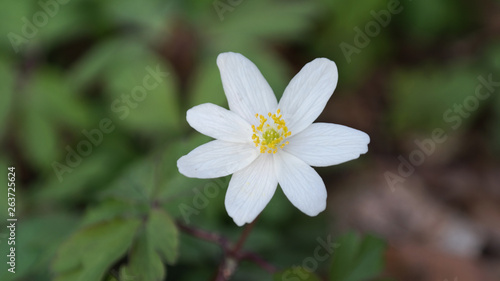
69 39 124 89
70 38 180 134
102 159 155 202
34 1 90 49
120 229 164 281
101 0 172 38
328 0 387 29
207 0 319 51
147 209 179 264
19 110 59 169
104 41 180 133
37 137 135 202
52 218 141 281
273 267 322 281
81 199 143 227
0 214 78 281
0 1 32 53
25 67 92 129
117 209 178 281
330 232 386 281
18 67 95 170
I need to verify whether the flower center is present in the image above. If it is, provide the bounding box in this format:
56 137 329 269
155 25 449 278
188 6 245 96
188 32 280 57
251 109 291 154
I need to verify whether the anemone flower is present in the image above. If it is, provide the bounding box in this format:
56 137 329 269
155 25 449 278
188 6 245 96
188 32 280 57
177 52 369 226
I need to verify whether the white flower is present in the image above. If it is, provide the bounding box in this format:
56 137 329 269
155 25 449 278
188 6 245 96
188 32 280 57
177 52 369 226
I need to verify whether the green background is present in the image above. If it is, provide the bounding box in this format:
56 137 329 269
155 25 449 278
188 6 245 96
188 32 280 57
1 0 499 280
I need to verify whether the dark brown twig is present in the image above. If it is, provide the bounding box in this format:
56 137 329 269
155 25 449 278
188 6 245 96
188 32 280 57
240 252 278 274
176 217 275 281
176 221 230 250
231 216 259 255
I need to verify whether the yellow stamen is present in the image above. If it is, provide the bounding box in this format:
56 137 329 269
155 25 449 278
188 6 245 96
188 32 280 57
251 109 291 154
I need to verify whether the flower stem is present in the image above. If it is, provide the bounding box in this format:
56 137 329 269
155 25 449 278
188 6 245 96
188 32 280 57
176 221 230 249
240 252 278 274
176 217 275 281
231 216 259 255
214 217 259 281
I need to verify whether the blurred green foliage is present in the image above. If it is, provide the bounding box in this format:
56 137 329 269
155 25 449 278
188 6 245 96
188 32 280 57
0 0 498 280
329 233 385 281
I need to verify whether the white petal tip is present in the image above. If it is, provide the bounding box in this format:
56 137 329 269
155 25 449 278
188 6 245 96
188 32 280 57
232 217 247 227
176 156 191 178
298 191 327 217
225 200 260 227
312 58 338 73
185 103 211 125
303 203 327 217
360 132 371 154
314 57 337 66
226 207 254 227
216 52 241 66
347 130 370 159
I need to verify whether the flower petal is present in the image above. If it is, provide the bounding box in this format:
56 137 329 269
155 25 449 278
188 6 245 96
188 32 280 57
177 140 258 179
217 52 278 123
186 103 253 143
274 151 326 216
225 154 278 226
278 58 338 135
284 123 369 167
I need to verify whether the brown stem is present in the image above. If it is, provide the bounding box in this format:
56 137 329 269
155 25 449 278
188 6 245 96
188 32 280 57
214 217 260 281
231 216 259 255
240 252 278 274
214 256 237 281
177 217 272 281
176 222 230 250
